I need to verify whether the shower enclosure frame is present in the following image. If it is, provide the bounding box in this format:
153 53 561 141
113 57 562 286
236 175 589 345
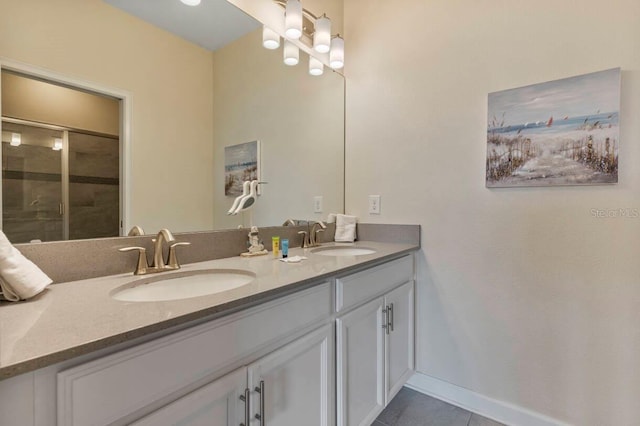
0 57 132 239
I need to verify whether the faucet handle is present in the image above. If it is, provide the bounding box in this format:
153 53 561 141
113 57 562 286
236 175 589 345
119 246 149 275
167 242 191 269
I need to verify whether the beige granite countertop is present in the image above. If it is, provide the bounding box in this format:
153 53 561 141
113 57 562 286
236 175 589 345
0 241 417 380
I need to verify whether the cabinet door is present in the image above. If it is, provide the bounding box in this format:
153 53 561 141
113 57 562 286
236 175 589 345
131 367 247 426
336 298 385 426
385 281 415 403
247 325 333 426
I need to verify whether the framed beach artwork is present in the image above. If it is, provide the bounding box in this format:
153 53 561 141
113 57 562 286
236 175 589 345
486 68 621 187
224 140 261 196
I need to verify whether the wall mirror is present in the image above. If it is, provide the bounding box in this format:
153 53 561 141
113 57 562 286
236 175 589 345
0 0 344 243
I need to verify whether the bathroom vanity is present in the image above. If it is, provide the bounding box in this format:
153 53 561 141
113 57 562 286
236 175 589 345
0 236 418 426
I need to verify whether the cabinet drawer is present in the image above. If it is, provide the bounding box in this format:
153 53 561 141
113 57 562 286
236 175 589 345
336 255 413 312
57 282 331 426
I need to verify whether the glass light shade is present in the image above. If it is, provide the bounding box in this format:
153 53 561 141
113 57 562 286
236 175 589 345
262 26 280 50
180 0 201 5
309 56 324 76
10 133 21 146
283 41 299 66
285 0 303 39
53 138 63 151
330 36 344 69
313 16 331 53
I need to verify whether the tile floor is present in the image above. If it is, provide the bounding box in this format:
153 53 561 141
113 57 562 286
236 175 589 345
374 387 506 426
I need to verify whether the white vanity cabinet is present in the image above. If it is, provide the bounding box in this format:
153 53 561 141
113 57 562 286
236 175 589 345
247 325 333 426
336 297 386 426
131 367 248 426
133 325 333 426
335 255 415 426
0 249 417 426
56 283 333 426
385 281 415 400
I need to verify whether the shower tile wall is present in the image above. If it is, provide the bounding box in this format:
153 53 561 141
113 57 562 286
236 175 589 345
68 132 119 240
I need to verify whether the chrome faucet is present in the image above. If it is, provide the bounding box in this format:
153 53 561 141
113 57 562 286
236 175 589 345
119 228 191 275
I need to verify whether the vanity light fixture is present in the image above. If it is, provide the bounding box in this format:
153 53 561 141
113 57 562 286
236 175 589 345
180 0 201 6
285 0 303 39
330 35 344 69
52 138 63 151
284 41 299 66
313 15 331 53
263 26 280 50
10 132 21 147
266 0 345 73
309 56 323 76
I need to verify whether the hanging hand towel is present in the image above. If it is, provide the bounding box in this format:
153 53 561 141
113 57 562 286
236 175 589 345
0 231 52 301
334 214 357 242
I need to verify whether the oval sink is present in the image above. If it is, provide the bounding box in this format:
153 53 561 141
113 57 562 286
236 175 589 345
311 246 377 256
111 269 256 302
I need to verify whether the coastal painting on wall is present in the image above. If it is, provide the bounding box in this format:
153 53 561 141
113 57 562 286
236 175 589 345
224 140 260 196
486 68 621 187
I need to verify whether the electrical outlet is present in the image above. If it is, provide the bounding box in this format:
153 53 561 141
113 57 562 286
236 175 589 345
314 196 323 213
368 195 381 214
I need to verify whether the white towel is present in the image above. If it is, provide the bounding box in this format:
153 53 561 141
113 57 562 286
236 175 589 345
334 214 357 242
0 231 52 301
326 213 337 224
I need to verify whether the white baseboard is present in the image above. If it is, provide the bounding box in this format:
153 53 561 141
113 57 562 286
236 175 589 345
405 372 569 426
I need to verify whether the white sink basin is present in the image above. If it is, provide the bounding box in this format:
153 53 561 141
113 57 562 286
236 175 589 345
311 246 377 256
111 269 256 302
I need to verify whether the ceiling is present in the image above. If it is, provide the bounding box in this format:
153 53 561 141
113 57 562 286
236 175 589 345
103 0 261 51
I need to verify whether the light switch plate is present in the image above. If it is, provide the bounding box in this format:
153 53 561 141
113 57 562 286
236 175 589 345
314 196 323 213
368 195 381 214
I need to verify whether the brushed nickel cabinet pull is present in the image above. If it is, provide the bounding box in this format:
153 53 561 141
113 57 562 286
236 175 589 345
254 380 265 425
239 388 250 426
382 307 390 335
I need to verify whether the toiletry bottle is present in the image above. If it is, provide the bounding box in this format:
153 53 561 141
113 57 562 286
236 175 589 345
281 239 289 258
272 236 280 258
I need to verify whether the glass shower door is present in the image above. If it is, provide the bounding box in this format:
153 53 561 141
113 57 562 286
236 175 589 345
1 121 63 243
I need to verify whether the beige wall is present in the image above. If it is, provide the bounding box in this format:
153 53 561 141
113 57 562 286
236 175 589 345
2 72 120 136
0 0 214 233
345 0 640 424
305 0 343 37
212 28 344 229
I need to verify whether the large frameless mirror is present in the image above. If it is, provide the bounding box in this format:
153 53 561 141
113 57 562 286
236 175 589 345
0 0 344 243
